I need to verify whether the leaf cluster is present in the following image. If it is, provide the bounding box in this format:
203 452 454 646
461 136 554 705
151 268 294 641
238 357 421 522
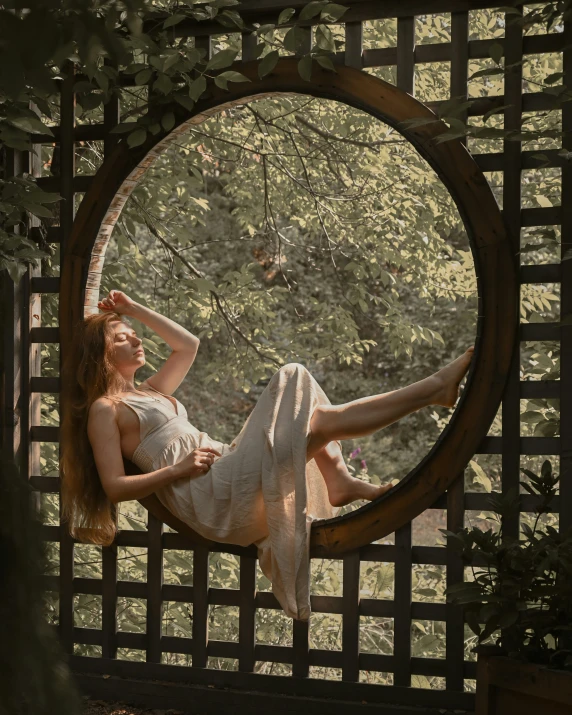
440 459 572 671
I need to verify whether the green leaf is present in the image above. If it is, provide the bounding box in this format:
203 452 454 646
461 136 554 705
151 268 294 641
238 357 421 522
206 49 238 71
163 13 186 29
278 8 296 24
20 201 54 218
468 67 505 81
321 3 349 22
411 634 441 656
284 25 310 53
299 1 327 21
135 68 153 85
191 277 217 293
153 72 174 94
214 74 230 90
488 42 504 65
109 123 140 134
216 70 250 83
123 514 146 531
6 116 54 136
33 192 61 204
544 72 564 85
399 117 442 130
161 112 176 132
470 460 492 492
189 75 207 101
315 54 336 72
127 129 147 148
174 93 195 112
298 54 313 82
258 50 279 78
315 24 335 52
415 588 437 597
6 260 28 284
497 609 519 628
483 104 513 122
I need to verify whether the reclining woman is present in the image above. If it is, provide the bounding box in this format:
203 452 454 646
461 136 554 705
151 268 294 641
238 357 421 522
61 289 474 621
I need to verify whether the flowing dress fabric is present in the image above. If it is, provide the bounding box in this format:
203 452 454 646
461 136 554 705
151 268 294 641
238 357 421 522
120 363 342 621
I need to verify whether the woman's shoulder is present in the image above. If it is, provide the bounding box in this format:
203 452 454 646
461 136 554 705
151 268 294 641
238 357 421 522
90 395 121 416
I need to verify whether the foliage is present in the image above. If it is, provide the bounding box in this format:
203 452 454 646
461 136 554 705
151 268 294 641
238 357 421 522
1 0 569 690
0 0 348 279
441 459 572 671
0 459 82 714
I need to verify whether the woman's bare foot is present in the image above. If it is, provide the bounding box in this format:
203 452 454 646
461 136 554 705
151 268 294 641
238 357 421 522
428 346 475 408
328 476 395 507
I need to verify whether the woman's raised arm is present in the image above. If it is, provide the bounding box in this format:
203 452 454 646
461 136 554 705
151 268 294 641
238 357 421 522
98 290 200 394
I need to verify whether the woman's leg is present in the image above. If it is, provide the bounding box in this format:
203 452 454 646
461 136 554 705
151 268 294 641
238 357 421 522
310 438 393 506
307 347 474 464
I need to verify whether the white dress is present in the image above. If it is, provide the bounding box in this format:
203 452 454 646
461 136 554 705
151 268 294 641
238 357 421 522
117 363 343 621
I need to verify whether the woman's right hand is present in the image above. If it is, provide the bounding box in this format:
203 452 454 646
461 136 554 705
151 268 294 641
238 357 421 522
173 447 222 480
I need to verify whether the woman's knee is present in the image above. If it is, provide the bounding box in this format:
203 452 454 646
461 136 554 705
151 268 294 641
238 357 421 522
309 404 334 442
279 362 307 376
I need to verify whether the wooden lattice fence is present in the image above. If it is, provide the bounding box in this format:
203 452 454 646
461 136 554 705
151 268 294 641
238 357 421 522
2 2 570 713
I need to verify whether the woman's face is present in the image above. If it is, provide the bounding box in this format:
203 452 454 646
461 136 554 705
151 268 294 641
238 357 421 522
110 321 145 370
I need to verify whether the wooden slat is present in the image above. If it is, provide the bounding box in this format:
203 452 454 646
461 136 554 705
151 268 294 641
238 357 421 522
72 669 474 715
30 276 61 293
27 116 43 515
363 31 564 69
192 545 209 667
29 226 61 244
30 377 61 393
341 550 360 681
393 14 415 690
520 206 562 226
446 472 466 691
146 512 164 662
102 542 118 659
57 60 76 656
465 493 559 512
292 609 310 677
520 380 560 399
32 82 565 151
30 123 106 144
476 148 572 172
30 426 59 442
30 327 60 343
397 16 414 95
520 264 561 284
560 17 572 537
345 21 363 69
67 651 475 711
520 322 560 341
241 32 258 62
103 59 120 159
238 551 256 673
35 174 93 193
393 523 412 687
477 435 560 455
1 147 27 476
194 35 211 65
29 475 59 492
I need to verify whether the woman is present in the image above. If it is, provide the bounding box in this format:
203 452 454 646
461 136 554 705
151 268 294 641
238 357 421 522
61 289 474 621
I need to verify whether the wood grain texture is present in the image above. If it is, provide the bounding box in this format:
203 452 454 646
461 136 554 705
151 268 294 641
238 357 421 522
60 57 518 558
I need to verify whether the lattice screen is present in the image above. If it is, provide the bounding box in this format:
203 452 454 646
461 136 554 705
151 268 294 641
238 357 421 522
3 3 570 713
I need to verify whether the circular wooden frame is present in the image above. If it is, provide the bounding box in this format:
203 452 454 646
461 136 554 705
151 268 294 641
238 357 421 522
61 58 518 558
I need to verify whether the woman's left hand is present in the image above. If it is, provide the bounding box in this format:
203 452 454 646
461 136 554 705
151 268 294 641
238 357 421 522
98 290 137 316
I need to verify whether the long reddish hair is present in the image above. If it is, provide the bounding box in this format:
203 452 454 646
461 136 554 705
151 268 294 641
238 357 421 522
60 311 131 546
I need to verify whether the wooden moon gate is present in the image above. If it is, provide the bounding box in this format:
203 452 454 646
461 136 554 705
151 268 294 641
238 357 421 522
60 57 518 558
